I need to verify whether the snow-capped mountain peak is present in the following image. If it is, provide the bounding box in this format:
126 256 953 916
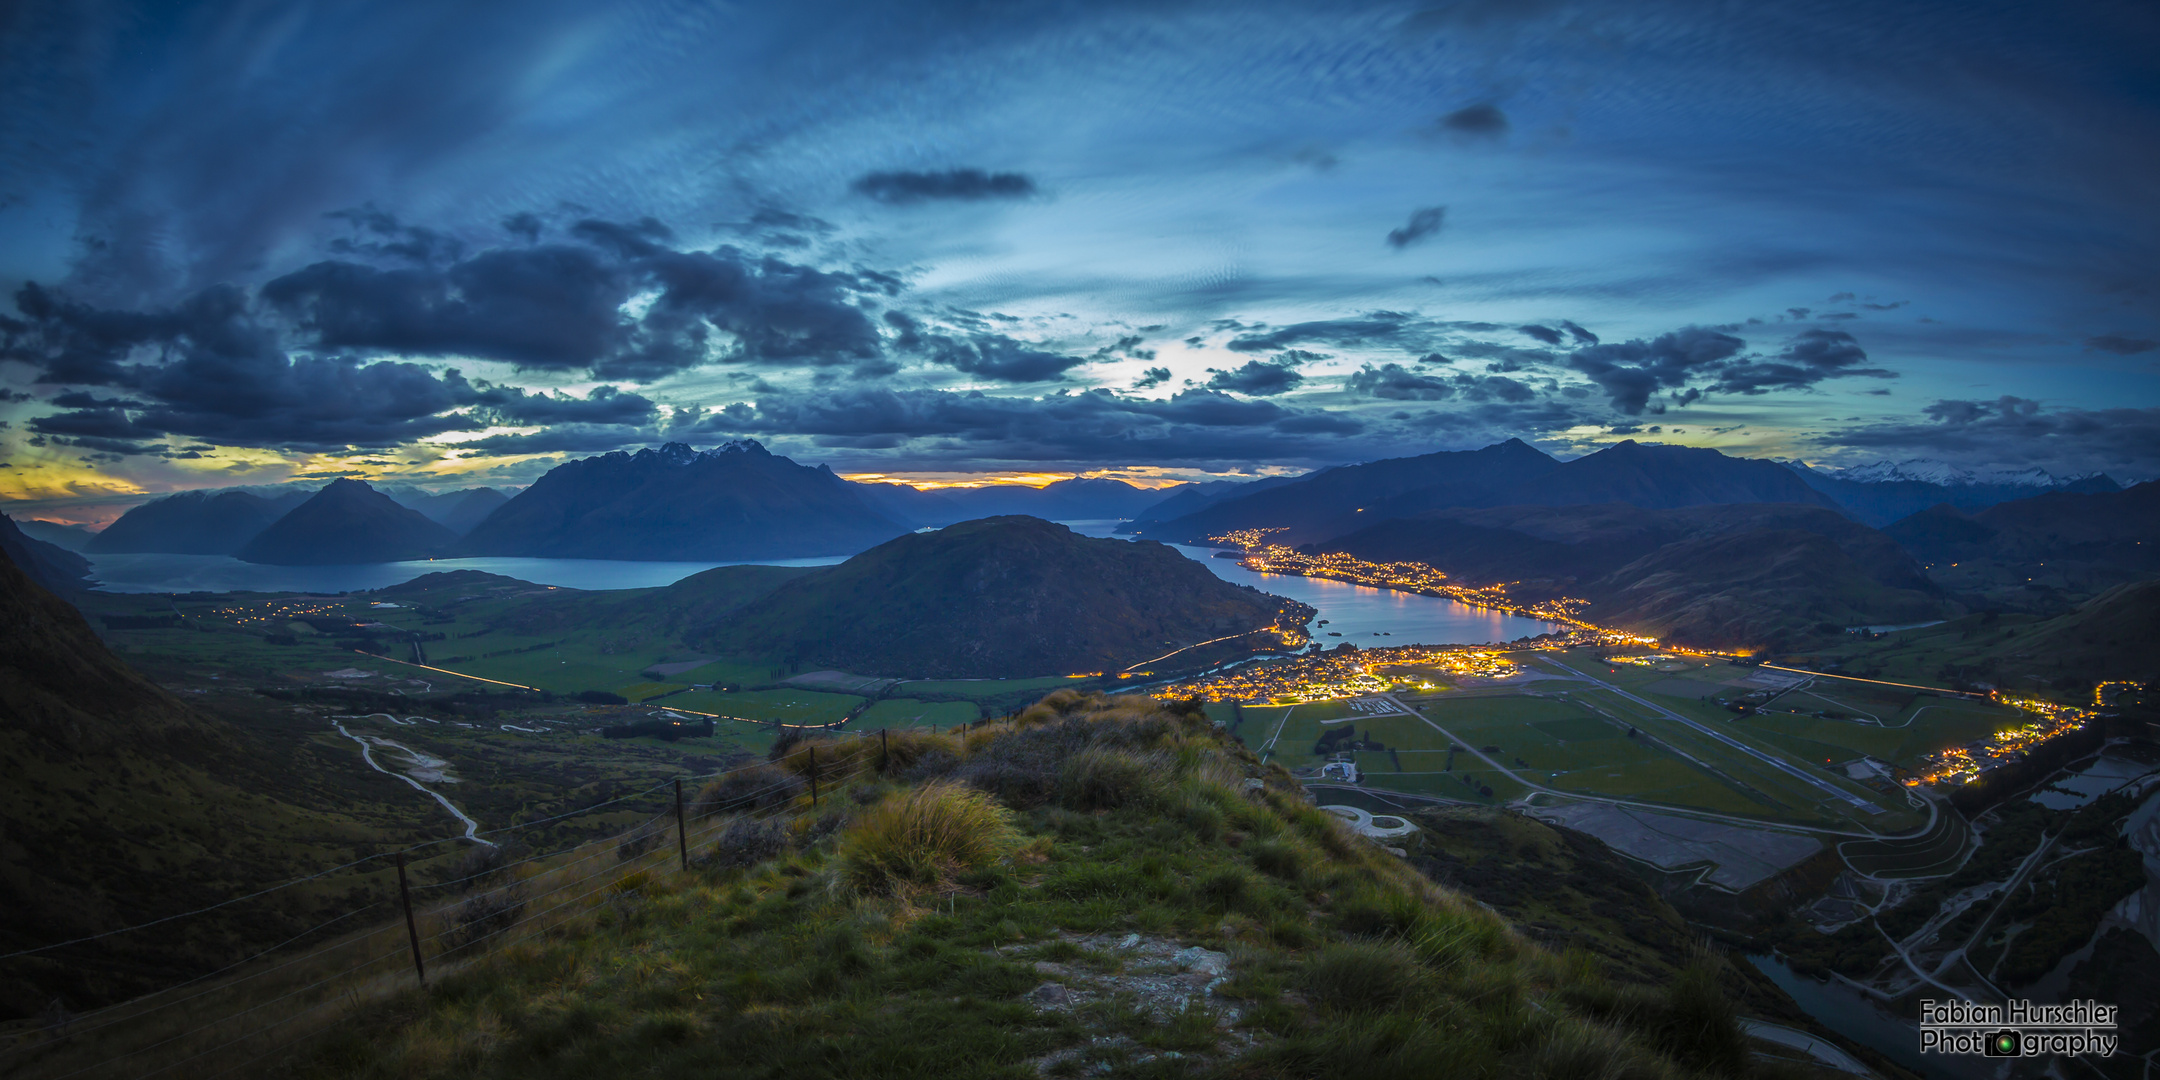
1835 458 2056 487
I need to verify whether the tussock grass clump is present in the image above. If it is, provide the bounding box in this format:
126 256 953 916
1297 941 1429 1013
836 780 1017 895
1056 746 1158 810
695 762 804 816
701 815 789 872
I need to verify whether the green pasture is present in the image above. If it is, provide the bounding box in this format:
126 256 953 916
1547 759 1770 816
853 698 982 728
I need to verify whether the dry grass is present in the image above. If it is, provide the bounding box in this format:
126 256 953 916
834 781 1018 895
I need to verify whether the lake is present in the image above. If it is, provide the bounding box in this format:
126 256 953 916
83 519 1564 649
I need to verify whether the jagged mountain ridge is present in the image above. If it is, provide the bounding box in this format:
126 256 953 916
1781 460 2123 527
694 515 1303 678
456 440 909 561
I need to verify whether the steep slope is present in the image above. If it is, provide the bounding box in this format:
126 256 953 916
84 487 311 555
1585 529 1947 648
1883 482 2160 603
0 513 94 593
0 547 437 1016
239 693 1862 1080
236 478 457 565
852 481 969 528
1327 502 1932 593
696 516 1303 678
456 441 908 561
1141 438 1560 543
1971 579 2160 683
1319 503 1945 649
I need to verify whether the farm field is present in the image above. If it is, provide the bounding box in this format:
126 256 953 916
853 698 982 728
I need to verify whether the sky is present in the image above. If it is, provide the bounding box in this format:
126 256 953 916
1 0 2156 522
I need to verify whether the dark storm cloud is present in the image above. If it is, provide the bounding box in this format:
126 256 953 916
1439 103 1509 137
1225 312 1457 355
645 386 1399 465
850 169 1038 204
257 218 884 380
1347 363 1454 401
2086 334 2158 355
1131 367 1173 390
1566 327 1746 414
448 424 661 457
929 334 1088 382
1825 397 2160 478
1708 329 1895 395
1560 321 1599 345
1386 207 1446 249
470 384 659 427
1205 358 1305 396
1518 324 1564 345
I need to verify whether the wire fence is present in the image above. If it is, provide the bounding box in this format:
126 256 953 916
0 725 905 1080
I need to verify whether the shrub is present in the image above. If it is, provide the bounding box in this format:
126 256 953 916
1335 885 1425 939
1635 961 1747 1075
836 781 1018 895
1057 747 1157 811
702 815 789 872
616 818 668 862
446 884 526 949
696 764 805 817
1296 942 1428 1013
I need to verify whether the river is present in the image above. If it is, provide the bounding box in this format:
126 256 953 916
83 519 1563 649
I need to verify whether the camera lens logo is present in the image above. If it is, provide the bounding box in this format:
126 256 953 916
1984 1031 2022 1058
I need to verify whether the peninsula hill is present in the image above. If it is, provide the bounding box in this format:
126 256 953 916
694 516 1310 679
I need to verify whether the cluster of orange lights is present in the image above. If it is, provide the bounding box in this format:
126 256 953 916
1150 643 1520 704
1209 531 1592 626
1904 697 2090 787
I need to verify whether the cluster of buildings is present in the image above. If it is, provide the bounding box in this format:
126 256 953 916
1152 642 1520 704
1903 700 2092 787
1208 530 1593 626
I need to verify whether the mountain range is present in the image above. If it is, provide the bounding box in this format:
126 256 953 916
455 440 910 561
1781 460 2122 527
1134 439 1835 545
1321 502 1946 648
0 513 94 593
235 478 458 565
693 515 1303 678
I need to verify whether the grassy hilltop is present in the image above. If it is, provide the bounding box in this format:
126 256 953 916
39 691 1870 1080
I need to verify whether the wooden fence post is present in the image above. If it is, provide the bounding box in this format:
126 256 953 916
881 728 890 773
674 778 689 871
809 745 819 806
395 852 426 984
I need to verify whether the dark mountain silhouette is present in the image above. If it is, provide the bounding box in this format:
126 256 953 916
1967 580 2160 684
1321 502 1944 649
1784 463 2122 527
933 476 1178 522
456 441 908 561
1117 475 1306 535
235 478 456 565
694 516 1304 678
851 481 970 528
0 513 94 593
13 518 95 551
1884 481 2160 570
379 485 514 535
85 487 312 555
1138 439 1561 543
1143 439 1838 544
